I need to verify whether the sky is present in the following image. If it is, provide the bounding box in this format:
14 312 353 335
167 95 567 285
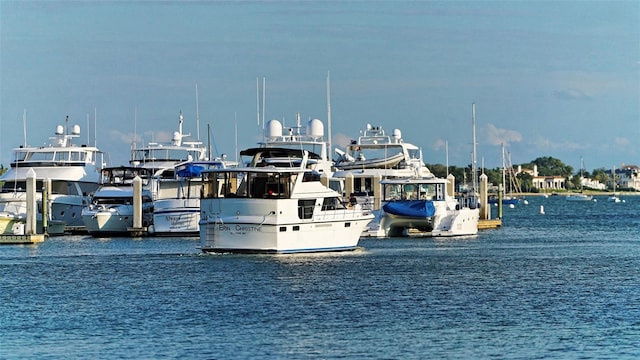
1 1 638 173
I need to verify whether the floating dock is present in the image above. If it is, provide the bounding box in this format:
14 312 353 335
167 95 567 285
478 219 502 230
0 234 45 245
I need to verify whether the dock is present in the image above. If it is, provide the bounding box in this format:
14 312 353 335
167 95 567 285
0 234 45 245
478 218 502 230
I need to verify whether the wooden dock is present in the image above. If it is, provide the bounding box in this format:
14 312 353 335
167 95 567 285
0 234 45 245
478 218 502 230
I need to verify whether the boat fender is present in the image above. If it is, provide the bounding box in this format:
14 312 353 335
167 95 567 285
148 224 155 234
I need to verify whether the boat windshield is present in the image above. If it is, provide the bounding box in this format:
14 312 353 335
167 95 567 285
203 171 297 199
130 148 204 163
383 182 444 201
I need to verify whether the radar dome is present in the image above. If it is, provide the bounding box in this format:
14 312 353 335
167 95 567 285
307 119 324 137
392 129 402 140
55 125 64 135
72 124 81 135
266 119 283 138
172 131 181 142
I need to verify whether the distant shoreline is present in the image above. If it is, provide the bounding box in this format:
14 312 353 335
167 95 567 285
508 191 640 197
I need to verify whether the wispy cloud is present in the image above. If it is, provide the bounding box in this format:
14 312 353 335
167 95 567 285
484 123 523 146
432 139 447 151
332 133 353 149
552 89 591 101
530 136 583 151
614 137 630 147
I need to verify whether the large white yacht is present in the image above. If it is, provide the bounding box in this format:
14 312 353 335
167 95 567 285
0 119 105 234
198 148 373 254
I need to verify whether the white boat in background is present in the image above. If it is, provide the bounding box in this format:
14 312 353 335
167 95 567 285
0 117 105 234
567 157 593 202
332 124 433 211
129 111 207 171
81 166 154 236
199 148 374 254
365 176 479 238
566 193 593 201
608 166 621 203
149 160 236 236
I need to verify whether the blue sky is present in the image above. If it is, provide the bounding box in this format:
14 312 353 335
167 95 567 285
1 1 638 172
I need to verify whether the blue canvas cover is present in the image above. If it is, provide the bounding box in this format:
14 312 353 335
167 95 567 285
177 164 204 178
383 200 436 218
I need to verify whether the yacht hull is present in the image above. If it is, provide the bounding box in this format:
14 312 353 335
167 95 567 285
151 198 200 236
199 199 372 254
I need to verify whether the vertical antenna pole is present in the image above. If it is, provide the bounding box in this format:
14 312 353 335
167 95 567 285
195 82 200 141
327 71 332 161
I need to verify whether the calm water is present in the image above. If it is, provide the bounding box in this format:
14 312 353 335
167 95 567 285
2 196 639 359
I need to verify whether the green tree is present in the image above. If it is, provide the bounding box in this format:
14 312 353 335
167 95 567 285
525 157 574 177
591 167 608 183
569 174 581 190
517 172 535 193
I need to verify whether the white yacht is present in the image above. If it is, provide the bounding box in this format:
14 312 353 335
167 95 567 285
0 119 105 234
198 148 374 254
81 166 154 236
149 160 236 236
332 124 432 211
365 177 479 238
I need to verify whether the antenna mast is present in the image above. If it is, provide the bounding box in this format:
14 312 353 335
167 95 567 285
326 71 332 161
262 77 266 130
94 108 97 147
195 83 201 141
22 109 27 147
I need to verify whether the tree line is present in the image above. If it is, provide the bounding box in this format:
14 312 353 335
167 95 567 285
426 156 620 193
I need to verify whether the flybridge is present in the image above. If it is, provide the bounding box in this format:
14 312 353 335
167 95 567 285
356 124 404 145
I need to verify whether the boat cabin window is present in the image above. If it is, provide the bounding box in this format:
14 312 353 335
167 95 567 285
383 183 444 201
102 168 150 186
298 199 316 219
69 151 87 162
321 197 345 211
354 177 373 196
29 152 55 162
55 151 68 162
13 151 28 162
0 180 79 196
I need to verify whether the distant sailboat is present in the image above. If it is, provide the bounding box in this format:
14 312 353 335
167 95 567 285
488 143 520 205
608 166 621 203
567 156 593 201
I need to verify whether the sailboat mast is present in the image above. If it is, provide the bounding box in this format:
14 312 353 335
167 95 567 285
471 103 478 196
501 143 506 196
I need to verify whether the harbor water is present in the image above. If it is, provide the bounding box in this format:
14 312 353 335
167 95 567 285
2 195 639 359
